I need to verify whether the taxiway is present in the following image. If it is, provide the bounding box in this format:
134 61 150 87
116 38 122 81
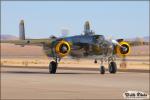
1 67 149 99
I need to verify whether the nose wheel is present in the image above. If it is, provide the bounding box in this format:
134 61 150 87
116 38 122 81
49 61 57 74
99 58 105 74
99 66 105 74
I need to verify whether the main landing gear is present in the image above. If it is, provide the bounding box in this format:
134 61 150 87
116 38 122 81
49 61 57 74
49 57 60 74
99 58 117 74
49 57 61 74
108 61 117 74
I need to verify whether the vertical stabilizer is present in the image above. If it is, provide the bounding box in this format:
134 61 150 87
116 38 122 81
84 21 95 36
84 21 90 34
19 20 25 40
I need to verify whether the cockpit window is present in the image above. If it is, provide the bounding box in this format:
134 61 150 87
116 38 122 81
93 35 104 43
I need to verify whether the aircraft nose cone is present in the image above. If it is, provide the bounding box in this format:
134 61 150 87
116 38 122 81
62 46 67 52
60 44 68 53
120 44 129 54
122 47 127 52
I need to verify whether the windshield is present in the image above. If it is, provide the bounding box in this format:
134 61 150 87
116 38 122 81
93 35 105 43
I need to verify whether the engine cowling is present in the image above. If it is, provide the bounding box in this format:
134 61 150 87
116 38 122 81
55 40 71 57
115 41 131 57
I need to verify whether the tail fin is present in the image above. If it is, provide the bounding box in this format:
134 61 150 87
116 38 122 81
19 20 25 40
84 21 90 34
84 21 95 36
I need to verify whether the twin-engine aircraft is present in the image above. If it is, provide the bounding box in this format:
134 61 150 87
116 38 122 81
2 20 131 74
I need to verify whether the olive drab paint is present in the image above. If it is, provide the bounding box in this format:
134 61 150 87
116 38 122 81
19 20 25 40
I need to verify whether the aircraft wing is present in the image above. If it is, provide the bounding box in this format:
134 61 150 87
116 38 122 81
1 38 53 46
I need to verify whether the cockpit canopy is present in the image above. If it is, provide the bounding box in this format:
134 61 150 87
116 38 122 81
92 35 105 43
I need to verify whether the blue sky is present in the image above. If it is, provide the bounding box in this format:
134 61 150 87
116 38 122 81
1 1 149 39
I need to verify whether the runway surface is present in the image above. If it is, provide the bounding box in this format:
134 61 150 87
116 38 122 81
1 67 149 99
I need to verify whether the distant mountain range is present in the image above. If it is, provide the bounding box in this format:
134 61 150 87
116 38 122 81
1 34 18 40
125 36 149 42
143 36 149 42
1 34 149 42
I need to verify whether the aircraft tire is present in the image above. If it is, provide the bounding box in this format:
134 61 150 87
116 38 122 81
49 61 57 74
94 59 97 64
109 62 117 74
100 66 105 74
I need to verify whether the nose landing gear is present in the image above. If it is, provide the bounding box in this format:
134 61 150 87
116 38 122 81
99 58 106 74
100 66 105 74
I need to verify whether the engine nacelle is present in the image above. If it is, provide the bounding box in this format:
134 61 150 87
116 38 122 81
115 41 131 57
55 40 71 57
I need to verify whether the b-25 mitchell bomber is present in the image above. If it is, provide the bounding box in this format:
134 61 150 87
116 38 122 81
2 20 131 74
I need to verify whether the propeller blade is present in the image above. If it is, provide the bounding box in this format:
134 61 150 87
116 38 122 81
112 40 121 46
112 39 128 52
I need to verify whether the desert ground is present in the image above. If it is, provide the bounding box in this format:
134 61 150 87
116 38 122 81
1 67 149 99
1 43 149 70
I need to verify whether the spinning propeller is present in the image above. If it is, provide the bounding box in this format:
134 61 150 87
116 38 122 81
112 39 131 68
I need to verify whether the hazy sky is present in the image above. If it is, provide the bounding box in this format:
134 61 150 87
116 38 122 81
1 1 149 39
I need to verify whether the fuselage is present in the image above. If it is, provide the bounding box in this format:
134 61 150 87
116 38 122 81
56 34 115 58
